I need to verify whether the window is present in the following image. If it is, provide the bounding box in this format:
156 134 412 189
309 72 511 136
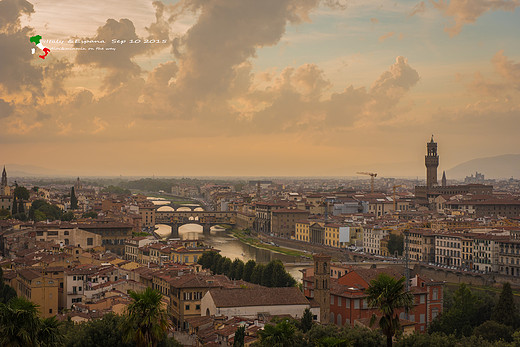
420 295 425 304
338 297 342 307
196 304 200 310
432 308 439 320
420 314 425 323
330 295 334 305
432 288 438 300
354 299 359 309
49 309 53 314
185 305 190 310
87 238 93 246
410 314 415 322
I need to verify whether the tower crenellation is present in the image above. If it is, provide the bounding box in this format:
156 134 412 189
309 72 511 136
425 135 439 188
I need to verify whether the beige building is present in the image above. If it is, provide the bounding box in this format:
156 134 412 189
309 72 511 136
271 208 309 238
363 226 390 255
16 268 59 318
435 233 462 267
201 287 318 320
405 229 436 263
235 212 255 231
124 236 156 262
0 195 12 213
35 227 102 249
139 204 156 229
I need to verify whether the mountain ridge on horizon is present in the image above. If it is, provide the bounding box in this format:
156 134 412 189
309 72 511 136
446 154 520 180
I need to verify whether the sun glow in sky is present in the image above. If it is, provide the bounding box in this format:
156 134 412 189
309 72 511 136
1 0 519 177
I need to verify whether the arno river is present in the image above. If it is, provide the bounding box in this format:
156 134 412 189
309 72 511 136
149 197 308 281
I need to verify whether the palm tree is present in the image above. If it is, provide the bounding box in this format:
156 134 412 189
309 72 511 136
365 273 414 347
38 316 64 347
121 287 171 347
258 320 295 347
0 297 41 347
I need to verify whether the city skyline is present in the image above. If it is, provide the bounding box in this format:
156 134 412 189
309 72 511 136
1 0 519 176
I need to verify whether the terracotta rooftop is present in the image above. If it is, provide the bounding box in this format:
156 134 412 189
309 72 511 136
208 287 309 308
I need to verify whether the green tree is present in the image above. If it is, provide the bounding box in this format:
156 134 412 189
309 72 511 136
17 200 24 214
0 268 17 304
13 186 29 200
230 259 244 280
38 316 64 347
258 320 296 347
61 211 75 221
70 187 78 210
121 288 171 347
365 274 414 347
262 261 276 287
63 313 131 347
387 234 404 256
222 258 233 277
29 200 64 221
271 260 296 287
300 308 314 333
0 208 10 220
491 282 518 328
473 320 513 343
81 211 98 219
12 195 17 215
242 260 256 282
0 297 41 346
233 325 245 347
305 324 385 347
429 283 491 337
250 264 265 285
210 254 222 274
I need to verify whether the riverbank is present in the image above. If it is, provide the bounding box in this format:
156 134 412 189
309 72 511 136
229 229 311 260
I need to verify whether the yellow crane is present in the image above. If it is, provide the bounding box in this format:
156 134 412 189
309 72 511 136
357 172 377 193
392 184 402 211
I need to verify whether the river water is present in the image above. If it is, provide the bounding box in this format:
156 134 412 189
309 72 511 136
155 223 309 281
149 197 310 281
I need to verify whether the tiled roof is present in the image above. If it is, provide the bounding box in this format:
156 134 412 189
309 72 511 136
208 287 309 307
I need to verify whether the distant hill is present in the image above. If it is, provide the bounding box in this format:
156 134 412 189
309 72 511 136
3 164 67 178
447 154 520 179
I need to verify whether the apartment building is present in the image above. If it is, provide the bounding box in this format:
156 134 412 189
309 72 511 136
302 266 444 332
435 234 462 267
15 268 59 318
363 226 390 255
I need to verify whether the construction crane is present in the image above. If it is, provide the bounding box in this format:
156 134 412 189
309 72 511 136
392 184 402 211
357 172 377 193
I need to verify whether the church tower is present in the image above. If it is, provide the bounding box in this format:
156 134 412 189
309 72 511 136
425 136 439 188
313 253 331 324
1 166 7 188
442 171 447 187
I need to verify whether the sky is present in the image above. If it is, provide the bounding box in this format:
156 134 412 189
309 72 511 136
0 0 519 177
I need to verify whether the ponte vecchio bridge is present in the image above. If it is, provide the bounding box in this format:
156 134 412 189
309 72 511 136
155 211 236 237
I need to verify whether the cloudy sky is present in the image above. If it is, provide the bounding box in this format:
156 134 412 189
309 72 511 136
0 0 519 177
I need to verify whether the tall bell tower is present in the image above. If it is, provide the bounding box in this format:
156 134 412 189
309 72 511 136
313 253 331 324
425 135 439 188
